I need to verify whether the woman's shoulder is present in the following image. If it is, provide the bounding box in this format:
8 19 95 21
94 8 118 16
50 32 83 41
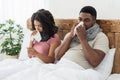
54 33 61 41
48 33 61 43
54 33 59 37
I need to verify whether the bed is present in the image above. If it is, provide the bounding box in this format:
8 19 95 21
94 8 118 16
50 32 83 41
0 19 120 80
55 19 120 80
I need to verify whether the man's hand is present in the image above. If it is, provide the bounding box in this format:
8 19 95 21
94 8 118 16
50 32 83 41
69 23 78 38
76 25 86 41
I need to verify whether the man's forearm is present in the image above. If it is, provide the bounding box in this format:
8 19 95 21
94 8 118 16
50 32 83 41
56 37 72 60
81 39 105 67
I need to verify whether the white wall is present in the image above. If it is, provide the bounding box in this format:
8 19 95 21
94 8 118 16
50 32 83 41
1 0 120 26
0 0 48 27
46 0 120 19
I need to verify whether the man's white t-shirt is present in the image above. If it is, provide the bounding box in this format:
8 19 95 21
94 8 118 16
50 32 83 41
62 32 109 69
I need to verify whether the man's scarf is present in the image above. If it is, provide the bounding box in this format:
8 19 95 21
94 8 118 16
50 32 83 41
71 23 102 44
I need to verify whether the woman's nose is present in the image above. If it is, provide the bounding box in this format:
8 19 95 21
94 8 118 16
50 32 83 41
35 26 39 29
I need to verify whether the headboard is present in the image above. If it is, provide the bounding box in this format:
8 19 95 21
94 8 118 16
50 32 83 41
55 19 120 74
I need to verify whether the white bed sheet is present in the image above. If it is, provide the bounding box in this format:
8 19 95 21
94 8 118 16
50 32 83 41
0 58 104 80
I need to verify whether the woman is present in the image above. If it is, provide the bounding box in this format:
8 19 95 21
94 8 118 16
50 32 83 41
0 9 61 79
27 9 61 63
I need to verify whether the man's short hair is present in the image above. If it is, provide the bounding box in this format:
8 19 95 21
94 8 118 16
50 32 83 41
79 6 97 19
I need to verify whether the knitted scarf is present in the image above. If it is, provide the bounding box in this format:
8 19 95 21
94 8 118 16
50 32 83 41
71 23 102 44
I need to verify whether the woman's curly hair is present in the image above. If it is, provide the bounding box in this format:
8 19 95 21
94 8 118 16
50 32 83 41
31 9 58 41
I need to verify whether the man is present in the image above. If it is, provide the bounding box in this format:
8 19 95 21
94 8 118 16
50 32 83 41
55 6 109 69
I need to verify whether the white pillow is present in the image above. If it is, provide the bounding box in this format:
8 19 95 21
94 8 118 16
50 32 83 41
94 48 116 80
18 28 30 60
107 74 120 80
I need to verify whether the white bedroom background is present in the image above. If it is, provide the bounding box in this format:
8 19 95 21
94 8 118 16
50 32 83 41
0 0 120 60
46 0 120 19
0 0 49 59
1 0 120 27
0 0 49 27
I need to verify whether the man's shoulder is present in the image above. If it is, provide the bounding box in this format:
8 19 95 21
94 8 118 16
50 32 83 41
97 32 107 37
95 32 109 41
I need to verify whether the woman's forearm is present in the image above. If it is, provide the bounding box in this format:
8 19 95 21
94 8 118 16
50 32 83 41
36 53 55 63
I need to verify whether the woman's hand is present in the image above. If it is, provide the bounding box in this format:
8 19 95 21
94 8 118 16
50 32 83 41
31 30 37 36
30 30 38 41
27 47 38 58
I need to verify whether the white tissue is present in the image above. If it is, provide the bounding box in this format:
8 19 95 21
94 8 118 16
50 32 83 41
74 22 83 35
31 31 41 42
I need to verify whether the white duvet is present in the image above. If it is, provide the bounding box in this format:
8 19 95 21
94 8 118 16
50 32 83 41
0 58 104 80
